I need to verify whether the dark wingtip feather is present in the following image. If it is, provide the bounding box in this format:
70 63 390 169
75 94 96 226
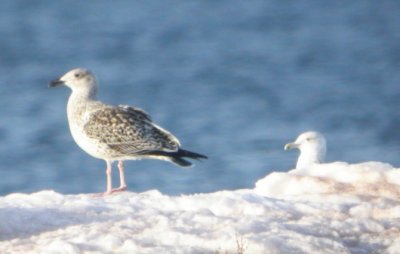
170 157 192 167
138 148 207 168
177 149 208 160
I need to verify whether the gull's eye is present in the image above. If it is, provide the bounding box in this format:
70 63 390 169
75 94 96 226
306 138 312 142
74 73 81 78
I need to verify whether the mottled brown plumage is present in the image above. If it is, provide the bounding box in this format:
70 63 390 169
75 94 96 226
84 106 180 155
49 68 207 195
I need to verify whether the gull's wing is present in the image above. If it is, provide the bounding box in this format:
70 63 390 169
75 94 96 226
83 105 180 155
118 105 152 122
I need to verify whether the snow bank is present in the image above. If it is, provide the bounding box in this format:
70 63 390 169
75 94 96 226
2 162 400 253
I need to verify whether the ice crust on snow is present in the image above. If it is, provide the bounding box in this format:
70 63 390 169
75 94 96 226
1 162 400 253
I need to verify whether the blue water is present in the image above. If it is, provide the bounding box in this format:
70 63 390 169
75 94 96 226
0 1 400 195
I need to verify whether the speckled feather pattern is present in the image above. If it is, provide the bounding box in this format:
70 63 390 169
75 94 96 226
83 105 180 156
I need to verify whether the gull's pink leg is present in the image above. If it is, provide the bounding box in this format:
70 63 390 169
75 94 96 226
110 160 128 193
117 160 127 190
104 160 113 195
91 160 113 197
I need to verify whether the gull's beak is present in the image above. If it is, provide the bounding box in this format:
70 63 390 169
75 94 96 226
284 142 298 151
49 78 64 88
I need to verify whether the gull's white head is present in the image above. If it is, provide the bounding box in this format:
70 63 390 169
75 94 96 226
49 68 98 97
284 131 326 169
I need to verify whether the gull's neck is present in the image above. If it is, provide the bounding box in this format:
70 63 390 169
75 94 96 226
296 147 325 169
67 86 98 127
70 85 98 101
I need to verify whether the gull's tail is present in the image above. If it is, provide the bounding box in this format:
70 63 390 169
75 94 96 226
171 149 208 167
141 149 208 167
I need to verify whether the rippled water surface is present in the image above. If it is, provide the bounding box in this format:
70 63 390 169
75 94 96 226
0 1 400 195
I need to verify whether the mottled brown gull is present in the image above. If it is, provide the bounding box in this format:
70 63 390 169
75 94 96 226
49 68 207 195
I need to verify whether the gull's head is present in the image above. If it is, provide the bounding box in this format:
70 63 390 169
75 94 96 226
49 68 97 96
284 131 326 169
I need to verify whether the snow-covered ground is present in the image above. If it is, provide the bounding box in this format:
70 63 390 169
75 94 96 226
2 162 400 254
